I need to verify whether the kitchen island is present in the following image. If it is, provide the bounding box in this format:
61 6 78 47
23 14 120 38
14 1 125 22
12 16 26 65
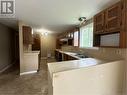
48 57 125 95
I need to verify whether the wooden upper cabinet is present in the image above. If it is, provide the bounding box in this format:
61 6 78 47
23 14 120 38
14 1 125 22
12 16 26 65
94 11 105 33
32 33 40 50
23 26 33 44
105 2 122 33
93 1 127 48
94 1 122 34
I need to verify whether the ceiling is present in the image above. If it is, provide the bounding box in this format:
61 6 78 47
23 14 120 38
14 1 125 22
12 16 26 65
0 0 119 33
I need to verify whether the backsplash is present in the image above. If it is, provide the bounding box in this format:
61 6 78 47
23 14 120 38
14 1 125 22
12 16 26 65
61 46 127 61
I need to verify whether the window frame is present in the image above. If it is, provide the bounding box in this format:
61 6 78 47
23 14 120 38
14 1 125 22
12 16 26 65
79 23 94 48
73 29 80 47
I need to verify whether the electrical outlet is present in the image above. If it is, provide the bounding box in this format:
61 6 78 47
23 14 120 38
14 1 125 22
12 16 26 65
116 49 121 55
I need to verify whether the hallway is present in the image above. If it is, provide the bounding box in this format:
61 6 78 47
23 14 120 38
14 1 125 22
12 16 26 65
0 59 56 95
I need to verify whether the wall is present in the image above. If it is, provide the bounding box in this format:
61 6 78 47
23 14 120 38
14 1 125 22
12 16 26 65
19 21 32 73
19 21 24 74
19 21 40 74
0 23 15 71
41 34 57 58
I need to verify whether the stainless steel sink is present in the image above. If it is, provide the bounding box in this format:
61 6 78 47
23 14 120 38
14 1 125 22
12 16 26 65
75 54 89 58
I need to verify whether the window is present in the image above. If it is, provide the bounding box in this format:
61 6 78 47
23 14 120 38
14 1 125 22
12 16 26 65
80 23 93 48
74 31 79 46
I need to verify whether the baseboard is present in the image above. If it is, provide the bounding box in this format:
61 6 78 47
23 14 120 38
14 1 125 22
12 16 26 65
20 71 37 76
0 61 15 73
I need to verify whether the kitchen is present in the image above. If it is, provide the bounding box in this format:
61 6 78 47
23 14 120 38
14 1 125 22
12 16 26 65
0 0 126 95
19 0 127 95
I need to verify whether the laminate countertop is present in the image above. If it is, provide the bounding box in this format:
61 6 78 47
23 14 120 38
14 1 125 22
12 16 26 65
55 49 86 60
48 58 110 78
24 51 40 55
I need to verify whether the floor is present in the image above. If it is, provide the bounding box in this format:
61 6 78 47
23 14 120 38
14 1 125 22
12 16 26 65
0 58 56 95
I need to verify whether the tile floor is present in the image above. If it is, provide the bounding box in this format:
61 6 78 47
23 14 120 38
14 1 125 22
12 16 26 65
0 58 56 95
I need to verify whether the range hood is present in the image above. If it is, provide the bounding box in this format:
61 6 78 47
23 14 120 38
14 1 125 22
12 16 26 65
60 37 73 42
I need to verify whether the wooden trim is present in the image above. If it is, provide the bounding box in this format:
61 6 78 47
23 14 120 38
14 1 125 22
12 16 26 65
73 28 80 47
78 28 80 47
120 0 127 48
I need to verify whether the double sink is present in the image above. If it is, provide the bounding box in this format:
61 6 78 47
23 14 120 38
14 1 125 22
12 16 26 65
75 53 89 58
63 51 89 59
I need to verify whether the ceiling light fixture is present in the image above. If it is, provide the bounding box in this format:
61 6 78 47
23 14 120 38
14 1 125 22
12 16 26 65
78 17 87 26
36 28 52 36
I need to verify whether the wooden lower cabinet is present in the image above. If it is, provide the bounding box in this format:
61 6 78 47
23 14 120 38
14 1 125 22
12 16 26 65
55 50 78 62
55 51 62 61
68 55 77 60
63 54 68 61
63 54 77 61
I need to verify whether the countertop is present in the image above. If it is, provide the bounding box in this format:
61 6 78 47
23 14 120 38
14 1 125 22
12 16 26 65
48 58 109 78
24 51 40 55
49 49 123 79
55 49 85 60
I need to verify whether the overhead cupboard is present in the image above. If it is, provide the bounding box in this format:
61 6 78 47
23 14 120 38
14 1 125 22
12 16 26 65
93 1 127 48
56 31 74 49
56 28 79 49
23 26 33 45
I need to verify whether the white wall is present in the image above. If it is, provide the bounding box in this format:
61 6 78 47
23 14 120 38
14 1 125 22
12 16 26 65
19 21 24 73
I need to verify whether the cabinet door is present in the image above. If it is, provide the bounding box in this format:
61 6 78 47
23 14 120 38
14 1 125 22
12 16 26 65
32 34 40 50
94 12 105 33
105 2 122 33
23 26 33 44
68 56 77 60
63 54 68 61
